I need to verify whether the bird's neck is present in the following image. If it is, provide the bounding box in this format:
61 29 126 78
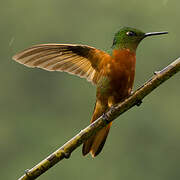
112 41 138 52
112 48 136 64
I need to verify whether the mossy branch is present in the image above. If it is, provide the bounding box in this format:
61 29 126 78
18 57 180 180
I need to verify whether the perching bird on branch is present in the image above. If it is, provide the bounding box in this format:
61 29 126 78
12 27 167 157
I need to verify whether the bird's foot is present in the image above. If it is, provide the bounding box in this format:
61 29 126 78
109 105 116 114
102 113 109 122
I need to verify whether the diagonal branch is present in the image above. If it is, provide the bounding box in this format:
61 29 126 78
18 57 180 180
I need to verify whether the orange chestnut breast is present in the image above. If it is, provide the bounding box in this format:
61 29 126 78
107 49 136 99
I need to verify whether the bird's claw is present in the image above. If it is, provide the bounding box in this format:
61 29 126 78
102 113 109 122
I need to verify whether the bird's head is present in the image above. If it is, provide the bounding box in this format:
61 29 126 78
112 27 168 51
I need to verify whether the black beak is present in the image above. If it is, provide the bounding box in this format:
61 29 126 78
144 31 168 37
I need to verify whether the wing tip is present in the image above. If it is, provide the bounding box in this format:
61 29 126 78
12 54 18 61
12 53 34 69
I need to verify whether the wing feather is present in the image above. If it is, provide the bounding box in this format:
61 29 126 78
13 44 111 84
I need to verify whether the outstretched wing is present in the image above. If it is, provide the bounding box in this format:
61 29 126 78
12 44 110 84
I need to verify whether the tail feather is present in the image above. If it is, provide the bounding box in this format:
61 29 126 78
90 123 112 157
82 100 112 157
82 136 94 156
82 117 112 157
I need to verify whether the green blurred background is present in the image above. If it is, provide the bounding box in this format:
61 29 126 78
1 0 180 179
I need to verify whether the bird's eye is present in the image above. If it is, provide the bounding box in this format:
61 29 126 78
126 31 137 36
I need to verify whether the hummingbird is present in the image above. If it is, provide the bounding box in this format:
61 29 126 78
12 27 168 157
